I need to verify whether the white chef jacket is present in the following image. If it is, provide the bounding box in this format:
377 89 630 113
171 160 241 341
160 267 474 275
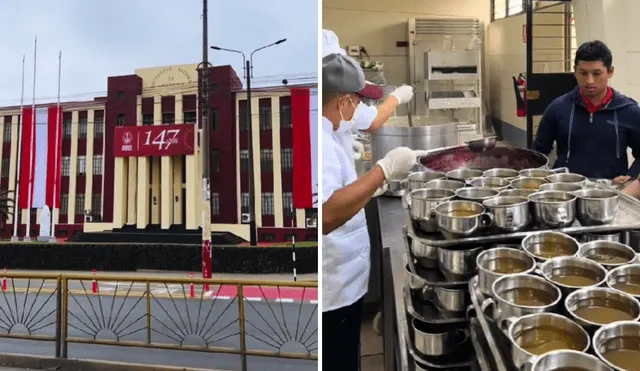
322 116 371 312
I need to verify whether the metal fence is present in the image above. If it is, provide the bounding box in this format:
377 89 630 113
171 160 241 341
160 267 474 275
0 272 318 371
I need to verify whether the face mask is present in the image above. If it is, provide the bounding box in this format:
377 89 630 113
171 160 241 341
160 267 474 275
336 96 356 132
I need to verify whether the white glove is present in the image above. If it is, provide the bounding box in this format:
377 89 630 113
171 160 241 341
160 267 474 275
377 147 416 180
372 183 388 197
352 140 365 160
389 85 414 105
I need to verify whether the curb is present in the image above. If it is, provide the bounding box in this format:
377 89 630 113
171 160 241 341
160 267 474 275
204 291 317 304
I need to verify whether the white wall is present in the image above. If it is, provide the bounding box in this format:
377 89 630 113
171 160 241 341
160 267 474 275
322 0 492 87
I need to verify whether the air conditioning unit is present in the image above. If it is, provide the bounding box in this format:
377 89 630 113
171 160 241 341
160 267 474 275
241 213 250 224
306 218 317 228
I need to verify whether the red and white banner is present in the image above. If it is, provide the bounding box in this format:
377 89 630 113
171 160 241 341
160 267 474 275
292 87 318 209
18 106 63 209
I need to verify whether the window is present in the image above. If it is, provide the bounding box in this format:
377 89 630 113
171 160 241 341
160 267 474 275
3 123 11 142
260 149 273 171
61 156 70 176
240 150 249 172
280 102 292 128
211 108 218 130
211 149 219 172
75 193 85 215
259 101 272 130
60 194 68 215
241 192 249 213
281 148 293 172
183 111 196 125
1 159 9 178
508 0 524 16
94 116 104 137
261 192 274 215
91 194 102 217
116 91 125 99
239 100 248 130
283 192 294 216
492 0 525 20
211 192 220 215
142 113 154 126
63 117 72 138
77 156 86 175
117 114 125 127
93 155 103 175
162 112 175 124
78 117 87 138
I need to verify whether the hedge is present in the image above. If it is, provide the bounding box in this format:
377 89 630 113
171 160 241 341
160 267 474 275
0 243 318 274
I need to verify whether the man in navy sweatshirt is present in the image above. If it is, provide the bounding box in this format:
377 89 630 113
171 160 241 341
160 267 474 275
532 40 640 183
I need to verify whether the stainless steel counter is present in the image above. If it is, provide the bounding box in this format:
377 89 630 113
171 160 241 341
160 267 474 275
376 196 411 370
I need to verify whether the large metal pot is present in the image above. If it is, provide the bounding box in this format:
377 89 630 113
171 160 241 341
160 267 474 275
371 116 460 163
419 146 550 172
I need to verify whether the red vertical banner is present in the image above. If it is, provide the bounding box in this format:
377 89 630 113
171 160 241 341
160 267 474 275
291 88 312 209
18 107 35 209
45 106 62 208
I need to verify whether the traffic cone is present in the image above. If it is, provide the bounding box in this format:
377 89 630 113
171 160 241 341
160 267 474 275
92 269 98 294
189 272 195 298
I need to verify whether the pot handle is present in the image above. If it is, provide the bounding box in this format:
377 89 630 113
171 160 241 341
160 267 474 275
421 285 435 300
557 207 569 222
479 297 495 317
481 212 494 228
499 316 518 333
466 304 476 319
457 328 470 345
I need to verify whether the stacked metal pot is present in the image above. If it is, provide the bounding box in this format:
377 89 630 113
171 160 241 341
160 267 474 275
403 167 640 371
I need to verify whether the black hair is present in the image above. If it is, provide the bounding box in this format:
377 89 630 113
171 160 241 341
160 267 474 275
574 40 613 70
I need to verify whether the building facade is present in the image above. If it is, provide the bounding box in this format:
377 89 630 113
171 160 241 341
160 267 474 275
0 63 317 243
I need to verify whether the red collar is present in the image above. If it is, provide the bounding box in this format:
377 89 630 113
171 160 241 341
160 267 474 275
580 87 613 113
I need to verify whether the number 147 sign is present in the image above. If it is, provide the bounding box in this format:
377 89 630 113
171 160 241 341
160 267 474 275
113 124 196 157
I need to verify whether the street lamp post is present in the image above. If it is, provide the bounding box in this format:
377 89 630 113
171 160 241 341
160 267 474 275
210 39 286 246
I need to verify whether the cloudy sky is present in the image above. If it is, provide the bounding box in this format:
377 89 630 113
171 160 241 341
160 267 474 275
0 0 319 106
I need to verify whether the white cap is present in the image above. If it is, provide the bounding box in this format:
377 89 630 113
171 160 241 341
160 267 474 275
322 29 346 57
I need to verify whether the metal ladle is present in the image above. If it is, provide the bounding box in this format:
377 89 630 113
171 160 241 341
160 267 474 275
413 136 497 158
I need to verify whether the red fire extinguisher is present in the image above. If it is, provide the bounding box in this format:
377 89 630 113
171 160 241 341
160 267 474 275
512 73 526 117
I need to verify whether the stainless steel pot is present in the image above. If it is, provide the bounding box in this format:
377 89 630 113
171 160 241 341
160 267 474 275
412 318 468 357
519 167 568 179
582 231 622 243
539 182 583 192
538 256 607 296
419 284 470 313
546 172 587 187
455 187 499 202
476 247 537 297
498 188 537 198
565 287 640 332
572 189 619 226
437 245 484 280
483 168 519 180
370 117 459 163
481 274 562 331
529 350 613 371
408 189 456 233
408 171 446 191
482 196 531 232
578 240 638 270
507 313 590 371
521 231 580 262
434 201 493 237
445 168 483 182
606 264 640 300
423 179 466 192
510 177 549 191
469 176 510 190
622 229 640 253
593 321 640 371
528 190 577 228
405 232 438 269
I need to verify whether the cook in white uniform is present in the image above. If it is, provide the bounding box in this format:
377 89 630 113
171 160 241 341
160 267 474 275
322 52 417 371
322 29 415 159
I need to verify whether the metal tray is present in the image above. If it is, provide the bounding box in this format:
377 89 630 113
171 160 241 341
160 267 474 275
467 276 518 371
405 286 469 325
408 183 640 248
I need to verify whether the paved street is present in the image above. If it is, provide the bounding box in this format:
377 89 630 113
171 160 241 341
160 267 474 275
0 277 318 371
